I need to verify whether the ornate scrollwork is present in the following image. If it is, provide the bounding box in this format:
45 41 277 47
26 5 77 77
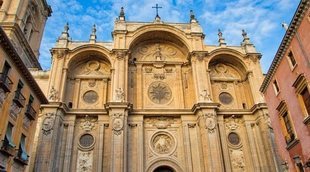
80 115 96 132
225 115 242 131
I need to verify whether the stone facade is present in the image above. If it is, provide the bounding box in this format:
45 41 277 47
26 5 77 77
32 10 280 172
260 0 310 171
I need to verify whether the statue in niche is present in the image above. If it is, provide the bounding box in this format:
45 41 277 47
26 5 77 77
154 44 163 61
114 88 125 102
199 89 212 102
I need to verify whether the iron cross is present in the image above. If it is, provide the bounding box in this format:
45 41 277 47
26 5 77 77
152 4 162 17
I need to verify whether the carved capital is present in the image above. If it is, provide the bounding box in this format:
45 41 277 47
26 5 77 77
191 51 208 61
113 49 128 60
51 49 67 59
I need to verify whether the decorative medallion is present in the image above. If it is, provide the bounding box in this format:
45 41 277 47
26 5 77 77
79 134 95 148
228 132 240 145
204 113 217 133
42 112 55 135
112 113 124 135
83 91 98 104
219 92 233 104
148 81 172 104
86 60 100 71
151 132 175 154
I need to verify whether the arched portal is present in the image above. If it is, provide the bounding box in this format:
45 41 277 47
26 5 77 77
153 166 176 172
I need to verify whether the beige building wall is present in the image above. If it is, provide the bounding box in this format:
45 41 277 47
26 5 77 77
33 13 280 172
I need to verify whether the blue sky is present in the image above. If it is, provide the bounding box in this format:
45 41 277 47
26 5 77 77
40 0 300 72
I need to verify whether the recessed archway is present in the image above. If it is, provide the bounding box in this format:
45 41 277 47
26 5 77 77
153 165 175 172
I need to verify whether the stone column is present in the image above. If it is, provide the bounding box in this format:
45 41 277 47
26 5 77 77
97 121 108 172
112 50 128 102
182 121 194 172
105 102 131 172
59 68 68 102
35 103 65 172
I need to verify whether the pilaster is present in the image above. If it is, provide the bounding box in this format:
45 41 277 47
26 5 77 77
193 103 224 172
105 102 132 172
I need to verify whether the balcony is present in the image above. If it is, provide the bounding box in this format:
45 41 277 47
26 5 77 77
0 73 13 93
14 147 29 165
0 136 16 156
285 133 295 144
25 104 36 120
13 91 25 108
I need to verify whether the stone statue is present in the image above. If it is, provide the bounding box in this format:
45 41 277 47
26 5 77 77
199 89 212 102
115 88 124 102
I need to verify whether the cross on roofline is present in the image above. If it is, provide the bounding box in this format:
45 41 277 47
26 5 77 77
152 4 162 18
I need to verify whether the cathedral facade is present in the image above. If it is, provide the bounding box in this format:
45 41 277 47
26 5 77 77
32 10 280 172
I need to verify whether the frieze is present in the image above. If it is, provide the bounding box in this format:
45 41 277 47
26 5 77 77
144 117 175 129
42 112 56 135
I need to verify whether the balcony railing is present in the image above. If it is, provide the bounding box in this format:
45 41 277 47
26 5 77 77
14 147 29 165
25 104 36 120
285 133 295 144
0 136 16 156
13 91 25 107
0 73 13 93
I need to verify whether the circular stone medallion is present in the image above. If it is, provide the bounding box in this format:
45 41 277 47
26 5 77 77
83 90 98 104
148 81 172 104
151 132 175 154
219 92 233 104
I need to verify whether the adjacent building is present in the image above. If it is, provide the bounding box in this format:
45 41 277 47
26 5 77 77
260 0 310 171
0 0 51 171
32 8 280 172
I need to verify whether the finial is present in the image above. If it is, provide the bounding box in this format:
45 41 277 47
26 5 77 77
90 24 97 43
281 22 288 31
58 22 70 41
190 10 197 23
119 7 125 20
218 29 226 46
241 29 254 49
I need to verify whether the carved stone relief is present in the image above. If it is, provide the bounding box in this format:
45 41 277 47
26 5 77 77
199 89 212 102
42 112 56 135
77 151 93 172
150 132 175 155
112 113 124 135
145 117 174 129
148 81 172 104
230 149 246 171
48 86 58 101
204 113 217 133
114 88 125 102
80 115 96 132
210 63 241 80
225 116 243 131
132 43 185 62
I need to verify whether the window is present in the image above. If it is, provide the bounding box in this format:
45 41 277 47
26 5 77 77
5 123 14 143
0 61 13 92
276 101 296 146
1 122 16 155
287 51 297 69
18 134 29 161
292 74 310 124
25 95 36 120
273 80 280 95
13 80 26 107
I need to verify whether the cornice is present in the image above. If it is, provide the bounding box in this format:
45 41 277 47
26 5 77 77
0 26 48 104
260 0 310 93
